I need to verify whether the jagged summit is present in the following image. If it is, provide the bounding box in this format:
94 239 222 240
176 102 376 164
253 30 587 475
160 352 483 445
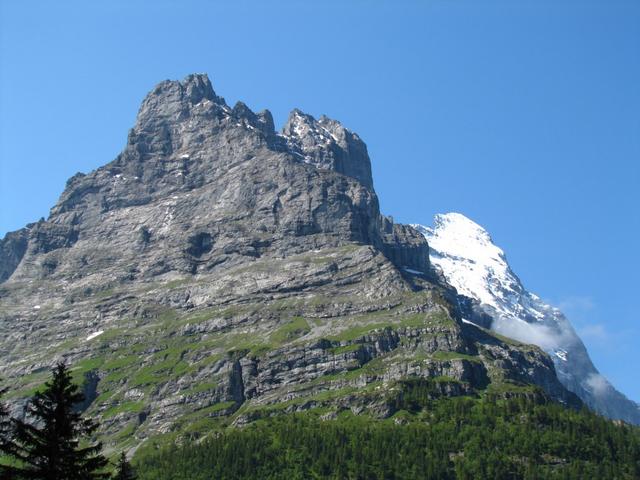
146 73 220 105
281 108 374 189
131 73 373 189
134 73 224 129
414 212 640 424
1 74 427 286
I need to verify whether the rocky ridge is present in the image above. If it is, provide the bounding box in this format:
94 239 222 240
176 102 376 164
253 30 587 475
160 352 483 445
0 74 580 452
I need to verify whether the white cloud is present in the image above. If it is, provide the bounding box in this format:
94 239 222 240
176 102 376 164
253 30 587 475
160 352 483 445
585 373 610 397
491 315 574 352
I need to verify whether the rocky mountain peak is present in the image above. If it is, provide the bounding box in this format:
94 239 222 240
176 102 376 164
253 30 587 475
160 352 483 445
2 73 428 286
141 73 220 111
231 101 276 137
281 109 374 189
182 73 218 102
132 73 227 137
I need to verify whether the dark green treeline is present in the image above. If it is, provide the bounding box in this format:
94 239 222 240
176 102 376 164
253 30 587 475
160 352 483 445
135 394 640 480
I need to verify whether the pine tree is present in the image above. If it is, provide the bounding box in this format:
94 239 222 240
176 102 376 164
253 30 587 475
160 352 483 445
113 452 136 480
0 385 22 480
11 363 109 480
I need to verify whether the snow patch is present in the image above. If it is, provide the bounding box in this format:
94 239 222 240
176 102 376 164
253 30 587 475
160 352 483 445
461 318 480 327
86 330 104 341
403 267 424 275
554 349 568 362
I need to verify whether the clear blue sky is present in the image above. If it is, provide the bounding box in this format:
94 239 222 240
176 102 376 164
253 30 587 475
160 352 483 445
1 0 638 402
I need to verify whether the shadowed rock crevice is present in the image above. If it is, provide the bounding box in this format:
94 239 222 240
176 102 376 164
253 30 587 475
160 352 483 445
186 232 214 257
75 370 100 413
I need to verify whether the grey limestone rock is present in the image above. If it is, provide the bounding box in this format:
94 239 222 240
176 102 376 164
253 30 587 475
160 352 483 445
0 227 30 282
281 109 374 190
3 74 426 286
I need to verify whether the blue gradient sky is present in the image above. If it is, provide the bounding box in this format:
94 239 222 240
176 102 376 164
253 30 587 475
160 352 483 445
1 1 638 401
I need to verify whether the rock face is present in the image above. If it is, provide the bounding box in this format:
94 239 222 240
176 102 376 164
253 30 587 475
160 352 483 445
0 227 30 283
414 212 640 425
4 74 425 287
0 74 579 451
281 109 374 190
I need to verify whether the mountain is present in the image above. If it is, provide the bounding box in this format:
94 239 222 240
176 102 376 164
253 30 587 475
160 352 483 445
0 74 581 452
413 212 640 425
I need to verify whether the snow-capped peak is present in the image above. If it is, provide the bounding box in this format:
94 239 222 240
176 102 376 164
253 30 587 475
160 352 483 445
412 212 640 424
412 213 524 317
